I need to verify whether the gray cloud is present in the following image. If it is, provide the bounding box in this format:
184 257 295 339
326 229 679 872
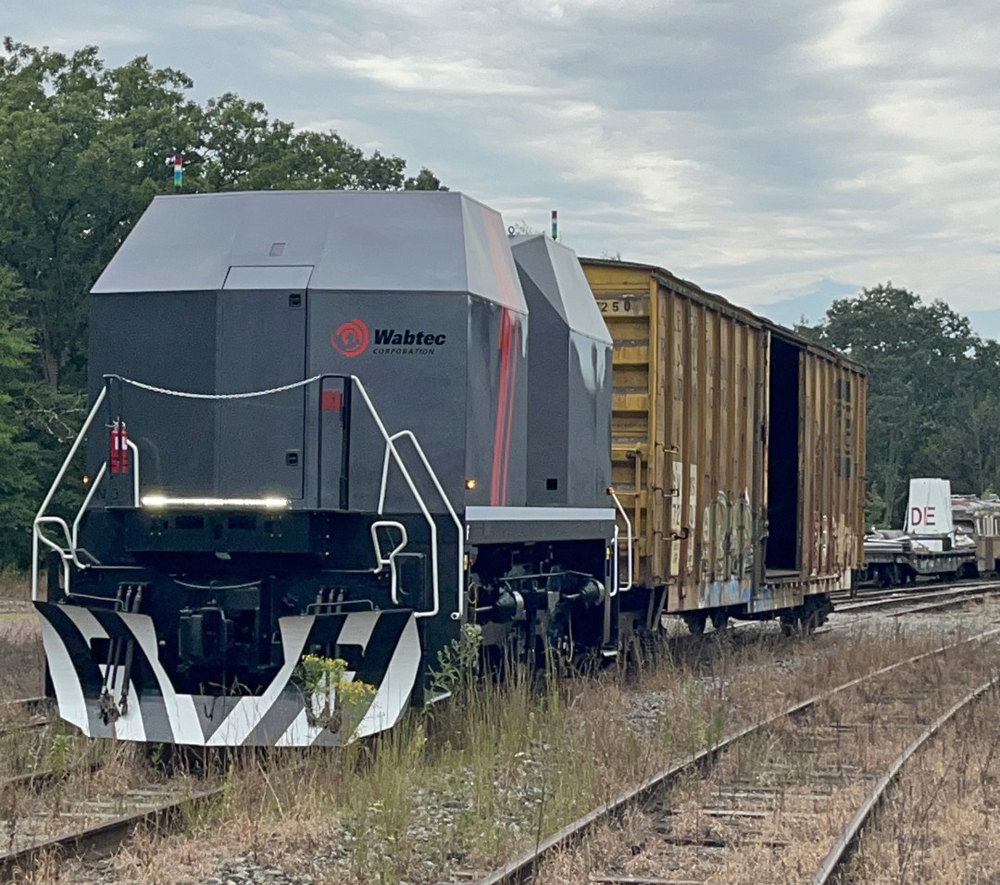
5 0 1000 314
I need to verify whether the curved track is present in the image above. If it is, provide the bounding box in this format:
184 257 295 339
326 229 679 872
472 626 1000 885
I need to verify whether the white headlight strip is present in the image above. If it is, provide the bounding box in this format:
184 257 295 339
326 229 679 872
140 496 290 510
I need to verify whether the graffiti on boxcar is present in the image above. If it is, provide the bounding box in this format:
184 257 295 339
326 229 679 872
699 489 756 584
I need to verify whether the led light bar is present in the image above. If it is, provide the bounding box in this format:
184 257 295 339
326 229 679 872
140 496 291 510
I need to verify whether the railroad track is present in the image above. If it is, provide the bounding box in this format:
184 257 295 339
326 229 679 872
832 578 1000 617
0 766 222 879
0 696 54 741
0 596 995 881
473 626 1000 885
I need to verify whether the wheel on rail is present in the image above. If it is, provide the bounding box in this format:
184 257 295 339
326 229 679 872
710 610 729 633
683 611 708 635
780 613 800 637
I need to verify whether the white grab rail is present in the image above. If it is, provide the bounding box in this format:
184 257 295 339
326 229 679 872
32 387 108 600
377 429 465 622
370 520 409 604
608 488 634 594
350 379 448 620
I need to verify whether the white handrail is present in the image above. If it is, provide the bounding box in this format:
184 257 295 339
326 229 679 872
370 520 409 604
378 430 465 622
126 438 140 504
35 516 72 592
72 461 108 550
611 525 619 598
350 378 441 619
608 488 634 593
32 387 108 600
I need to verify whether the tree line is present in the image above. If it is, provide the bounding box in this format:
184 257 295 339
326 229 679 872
0 39 443 565
798 284 1000 529
0 40 992 566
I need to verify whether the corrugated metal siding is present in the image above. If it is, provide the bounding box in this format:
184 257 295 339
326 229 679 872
583 258 867 611
796 345 866 579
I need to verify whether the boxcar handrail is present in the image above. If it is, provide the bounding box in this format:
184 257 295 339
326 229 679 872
608 488 634 593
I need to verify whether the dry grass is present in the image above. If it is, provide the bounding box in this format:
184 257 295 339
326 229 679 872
847 681 1000 883
27 609 994 885
0 570 43 704
535 622 1000 885
0 570 30 603
0 620 44 703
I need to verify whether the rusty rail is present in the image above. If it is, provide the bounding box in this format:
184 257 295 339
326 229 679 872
811 675 1000 884
0 786 223 879
473 627 1000 885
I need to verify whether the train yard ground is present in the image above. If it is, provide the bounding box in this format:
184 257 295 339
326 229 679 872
1 582 1000 883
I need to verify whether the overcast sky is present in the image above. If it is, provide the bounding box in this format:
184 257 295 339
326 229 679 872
6 0 1000 327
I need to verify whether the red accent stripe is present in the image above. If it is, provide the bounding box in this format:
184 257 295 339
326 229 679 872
482 206 523 506
501 318 519 505
492 310 512 504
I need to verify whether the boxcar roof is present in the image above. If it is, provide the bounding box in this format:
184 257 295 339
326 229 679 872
581 257 866 375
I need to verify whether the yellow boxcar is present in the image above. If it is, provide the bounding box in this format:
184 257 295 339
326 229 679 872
582 259 866 630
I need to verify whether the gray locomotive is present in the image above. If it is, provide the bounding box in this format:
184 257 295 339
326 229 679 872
33 191 639 746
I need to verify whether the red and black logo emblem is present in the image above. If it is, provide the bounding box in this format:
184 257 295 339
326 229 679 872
331 319 370 358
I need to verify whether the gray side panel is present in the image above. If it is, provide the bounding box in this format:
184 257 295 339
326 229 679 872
520 274 569 505
214 289 307 499
307 291 470 513
88 293 217 502
568 332 613 507
512 235 612 509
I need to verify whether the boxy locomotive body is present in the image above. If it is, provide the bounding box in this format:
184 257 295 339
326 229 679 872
32 191 867 747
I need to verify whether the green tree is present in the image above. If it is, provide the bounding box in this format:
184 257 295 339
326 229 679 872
0 38 444 566
0 267 46 562
799 283 986 526
0 40 444 393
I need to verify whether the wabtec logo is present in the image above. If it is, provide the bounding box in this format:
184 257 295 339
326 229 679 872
330 319 447 358
374 329 447 347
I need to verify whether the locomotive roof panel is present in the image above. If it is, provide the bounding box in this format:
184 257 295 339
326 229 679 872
92 190 527 311
581 256 866 374
510 235 613 345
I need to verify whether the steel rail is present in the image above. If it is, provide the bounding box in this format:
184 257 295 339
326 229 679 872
0 696 54 738
835 579 1000 614
886 592 1000 618
473 626 1000 885
833 575 1000 603
811 674 1000 885
0 785 223 879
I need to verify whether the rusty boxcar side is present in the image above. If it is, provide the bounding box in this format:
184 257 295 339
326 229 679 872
581 258 866 626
